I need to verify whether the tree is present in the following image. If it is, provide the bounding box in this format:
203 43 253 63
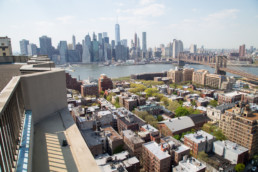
157 115 163 121
191 101 196 106
209 100 218 107
160 97 169 107
213 129 227 140
173 135 181 140
235 163 245 172
167 100 181 112
175 107 190 117
144 88 159 97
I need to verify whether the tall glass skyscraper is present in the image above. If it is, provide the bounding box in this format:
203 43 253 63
20 39 29 55
39 36 53 58
59 41 68 64
72 35 76 50
142 32 147 53
115 23 120 45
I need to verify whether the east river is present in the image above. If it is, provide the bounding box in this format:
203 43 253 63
65 64 258 80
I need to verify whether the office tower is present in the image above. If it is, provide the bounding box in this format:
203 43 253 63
75 43 83 60
59 41 68 64
82 43 91 63
0 36 12 56
27 43 37 56
115 23 120 45
103 32 108 38
111 40 115 49
134 33 137 48
137 38 140 49
39 35 53 58
239 44 245 57
67 50 80 62
104 37 109 44
92 40 99 62
142 32 147 53
98 33 103 44
20 39 29 55
250 46 254 53
72 35 76 50
68 44 73 50
172 39 183 58
121 39 127 47
85 34 91 48
190 44 197 54
92 32 97 41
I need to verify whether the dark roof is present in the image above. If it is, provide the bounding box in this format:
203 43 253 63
189 114 210 125
118 115 146 127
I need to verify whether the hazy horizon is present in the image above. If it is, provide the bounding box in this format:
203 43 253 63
1 0 258 52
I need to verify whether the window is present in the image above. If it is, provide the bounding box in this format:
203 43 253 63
2 47 5 51
3 53 6 56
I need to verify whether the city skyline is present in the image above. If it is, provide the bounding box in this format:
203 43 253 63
0 0 258 52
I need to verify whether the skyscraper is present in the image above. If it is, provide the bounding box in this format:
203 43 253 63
103 32 108 38
39 36 53 58
59 41 68 64
190 44 197 54
172 39 183 58
142 32 147 53
27 43 37 56
239 44 245 57
20 39 29 55
98 33 103 44
72 35 76 50
115 23 120 45
121 39 128 47
134 33 137 48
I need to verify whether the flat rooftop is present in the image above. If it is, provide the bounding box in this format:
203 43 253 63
122 130 144 144
33 109 100 172
0 64 22 92
214 140 248 154
184 130 214 144
143 141 170 160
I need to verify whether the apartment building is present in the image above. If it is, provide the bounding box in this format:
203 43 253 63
98 74 113 93
122 130 144 159
184 130 216 157
219 104 258 157
142 141 171 172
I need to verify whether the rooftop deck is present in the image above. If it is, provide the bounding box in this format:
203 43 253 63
33 109 100 172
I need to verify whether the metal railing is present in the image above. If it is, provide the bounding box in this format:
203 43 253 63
0 77 25 172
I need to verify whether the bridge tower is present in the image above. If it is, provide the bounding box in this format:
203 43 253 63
178 55 185 68
215 56 227 75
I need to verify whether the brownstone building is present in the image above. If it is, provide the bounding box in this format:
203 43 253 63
117 114 146 134
81 82 99 97
142 141 171 172
219 104 258 157
122 130 144 159
98 74 113 93
167 68 194 84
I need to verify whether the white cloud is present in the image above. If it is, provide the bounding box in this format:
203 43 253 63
192 8 197 12
99 17 115 21
204 9 239 21
56 15 74 24
35 21 54 27
122 3 165 17
139 0 156 5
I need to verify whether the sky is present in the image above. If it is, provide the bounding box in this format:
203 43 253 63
1 0 258 52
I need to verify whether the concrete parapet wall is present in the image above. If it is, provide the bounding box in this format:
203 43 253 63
21 69 67 123
0 56 28 63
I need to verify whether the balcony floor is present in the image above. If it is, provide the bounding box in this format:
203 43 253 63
32 112 78 172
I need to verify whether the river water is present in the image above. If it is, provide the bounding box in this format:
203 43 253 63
65 64 258 80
